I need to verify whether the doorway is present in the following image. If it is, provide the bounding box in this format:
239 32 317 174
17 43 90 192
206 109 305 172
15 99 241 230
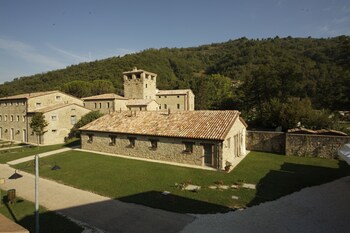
203 144 214 166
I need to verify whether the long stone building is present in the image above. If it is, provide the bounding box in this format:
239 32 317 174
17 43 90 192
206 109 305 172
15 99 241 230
80 110 247 170
0 90 90 145
82 68 195 113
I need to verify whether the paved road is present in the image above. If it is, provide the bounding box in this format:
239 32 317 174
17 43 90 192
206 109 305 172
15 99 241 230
182 176 350 233
0 164 194 233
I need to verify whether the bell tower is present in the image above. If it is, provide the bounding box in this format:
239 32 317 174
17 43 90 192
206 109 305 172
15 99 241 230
123 67 157 100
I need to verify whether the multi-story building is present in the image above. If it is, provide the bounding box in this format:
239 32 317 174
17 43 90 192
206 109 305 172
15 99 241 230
0 90 90 145
83 68 195 113
82 93 128 114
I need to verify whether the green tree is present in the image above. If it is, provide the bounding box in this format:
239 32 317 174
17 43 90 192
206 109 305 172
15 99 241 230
30 112 48 144
61 81 92 98
70 111 104 137
91 80 115 95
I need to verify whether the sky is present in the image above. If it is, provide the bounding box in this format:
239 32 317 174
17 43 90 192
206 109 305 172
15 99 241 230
0 0 349 84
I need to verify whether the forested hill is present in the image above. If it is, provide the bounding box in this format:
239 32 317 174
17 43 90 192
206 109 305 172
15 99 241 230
0 36 349 130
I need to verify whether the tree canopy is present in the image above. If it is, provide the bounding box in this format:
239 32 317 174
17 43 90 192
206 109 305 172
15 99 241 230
1 36 349 131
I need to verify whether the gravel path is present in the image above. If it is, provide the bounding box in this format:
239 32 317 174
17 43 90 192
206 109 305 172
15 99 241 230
181 176 350 233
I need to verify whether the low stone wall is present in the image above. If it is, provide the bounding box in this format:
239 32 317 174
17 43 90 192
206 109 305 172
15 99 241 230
285 134 350 159
246 130 350 159
246 131 285 154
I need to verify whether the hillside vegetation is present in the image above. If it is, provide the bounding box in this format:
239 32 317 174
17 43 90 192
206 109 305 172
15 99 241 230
1 36 349 130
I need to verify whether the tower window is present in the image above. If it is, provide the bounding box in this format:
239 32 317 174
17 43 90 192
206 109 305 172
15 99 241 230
145 84 148 88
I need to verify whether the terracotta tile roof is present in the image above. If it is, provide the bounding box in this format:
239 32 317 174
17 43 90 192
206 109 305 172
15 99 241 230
32 103 88 113
156 89 193 96
0 90 58 100
80 110 241 140
82 93 127 100
126 99 157 106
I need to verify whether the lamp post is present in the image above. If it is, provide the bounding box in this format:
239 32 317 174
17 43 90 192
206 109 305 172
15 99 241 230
34 154 39 233
8 155 60 233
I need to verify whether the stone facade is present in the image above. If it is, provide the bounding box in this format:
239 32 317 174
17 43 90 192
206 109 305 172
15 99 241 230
81 132 220 167
246 130 350 159
83 98 127 114
285 134 350 159
246 131 285 154
0 91 90 145
123 68 157 100
126 99 159 111
156 90 195 111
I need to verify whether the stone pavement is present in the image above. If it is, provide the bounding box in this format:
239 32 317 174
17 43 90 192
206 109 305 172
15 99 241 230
182 176 350 233
0 164 194 233
7 147 73 165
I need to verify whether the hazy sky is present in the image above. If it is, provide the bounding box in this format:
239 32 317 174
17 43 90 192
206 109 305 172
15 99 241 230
0 0 349 84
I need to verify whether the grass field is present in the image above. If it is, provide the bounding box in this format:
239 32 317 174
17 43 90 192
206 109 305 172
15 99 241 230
14 150 350 213
0 190 83 233
0 139 79 164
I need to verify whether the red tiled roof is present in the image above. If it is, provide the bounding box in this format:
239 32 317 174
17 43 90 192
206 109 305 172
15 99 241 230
32 103 88 113
80 110 241 140
0 91 58 100
82 93 127 100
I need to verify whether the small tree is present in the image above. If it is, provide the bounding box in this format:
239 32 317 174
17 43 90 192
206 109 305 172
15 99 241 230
70 111 103 138
30 112 48 144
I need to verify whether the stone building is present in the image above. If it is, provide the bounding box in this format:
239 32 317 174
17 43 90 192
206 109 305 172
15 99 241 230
156 89 195 111
0 90 90 145
82 93 128 114
80 110 247 170
82 68 195 113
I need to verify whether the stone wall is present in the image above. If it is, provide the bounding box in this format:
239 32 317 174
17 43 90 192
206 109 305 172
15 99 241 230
286 134 350 159
81 131 222 168
246 130 350 159
246 131 285 154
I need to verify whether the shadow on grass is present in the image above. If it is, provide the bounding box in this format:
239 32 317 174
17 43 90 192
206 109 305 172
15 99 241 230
64 139 80 148
118 191 232 214
248 160 350 206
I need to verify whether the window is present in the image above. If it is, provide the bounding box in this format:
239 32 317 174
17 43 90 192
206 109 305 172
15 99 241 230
99 103 102 108
109 135 117 145
94 103 97 108
52 129 57 133
16 115 19 122
183 142 194 153
4 115 7 121
87 134 93 143
158 96 161 98
177 104 180 109
36 103 41 107
164 104 167 109
145 84 148 88
159 105 161 110
0 115 2 121
71 115 76 125
128 137 136 148
83 103 86 107
55 96 61 101
107 102 110 108
177 96 180 98
10 115 13 122
227 138 231 148
22 115 26 122
149 139 158 150
51 115 57 121
165 96 167 98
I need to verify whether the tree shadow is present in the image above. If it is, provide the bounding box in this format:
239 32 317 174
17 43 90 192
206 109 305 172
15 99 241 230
248 160 350 206
118 190 232 214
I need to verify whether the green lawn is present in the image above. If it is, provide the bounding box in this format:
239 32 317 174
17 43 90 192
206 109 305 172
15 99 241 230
0 139 80 164
14 151 350 213
0 190 83 233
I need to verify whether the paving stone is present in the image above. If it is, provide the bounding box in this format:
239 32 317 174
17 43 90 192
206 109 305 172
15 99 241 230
184 184 201 191
242 183 256 189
